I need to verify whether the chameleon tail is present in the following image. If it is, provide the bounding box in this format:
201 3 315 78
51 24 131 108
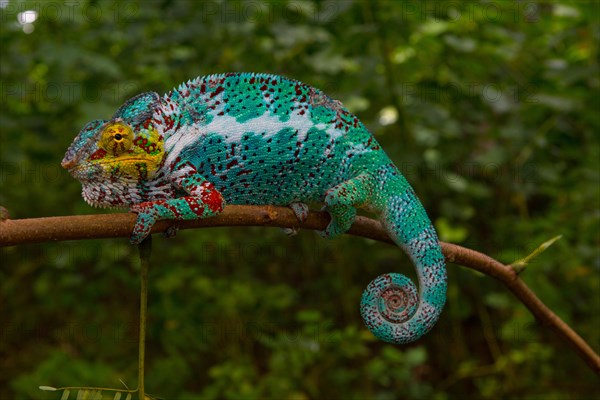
360 178 447 344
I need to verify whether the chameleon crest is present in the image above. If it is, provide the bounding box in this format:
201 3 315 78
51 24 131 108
64 73 447 345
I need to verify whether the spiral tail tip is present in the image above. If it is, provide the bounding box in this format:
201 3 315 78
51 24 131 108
360 273 420 344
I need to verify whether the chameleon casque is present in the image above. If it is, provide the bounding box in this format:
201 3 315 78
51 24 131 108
62 72 447 344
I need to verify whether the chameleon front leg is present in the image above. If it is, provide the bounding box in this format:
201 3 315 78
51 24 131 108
130 164 225 244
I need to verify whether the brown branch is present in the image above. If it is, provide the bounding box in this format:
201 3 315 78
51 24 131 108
1 205 598 375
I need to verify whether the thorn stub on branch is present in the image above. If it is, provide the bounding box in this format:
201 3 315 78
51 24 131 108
509 235 563 275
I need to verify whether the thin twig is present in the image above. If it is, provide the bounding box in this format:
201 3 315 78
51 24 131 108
1 205 598 375
137 236 152 400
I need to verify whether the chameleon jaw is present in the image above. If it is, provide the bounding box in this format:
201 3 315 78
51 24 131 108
79 175 145 209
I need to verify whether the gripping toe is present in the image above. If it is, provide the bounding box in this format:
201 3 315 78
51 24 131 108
130 208 157 245
289 202 310 222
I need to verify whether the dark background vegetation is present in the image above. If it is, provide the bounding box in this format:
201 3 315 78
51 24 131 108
1 0 598 399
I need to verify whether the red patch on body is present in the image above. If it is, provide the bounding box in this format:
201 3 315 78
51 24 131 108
199 182 224 213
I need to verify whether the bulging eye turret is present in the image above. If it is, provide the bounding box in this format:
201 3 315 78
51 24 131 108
99 122 133 155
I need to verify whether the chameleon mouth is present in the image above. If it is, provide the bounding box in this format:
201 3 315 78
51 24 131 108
65 157 154 171
61 147 83 170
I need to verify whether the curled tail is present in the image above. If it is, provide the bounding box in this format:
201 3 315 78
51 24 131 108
360 178 447 344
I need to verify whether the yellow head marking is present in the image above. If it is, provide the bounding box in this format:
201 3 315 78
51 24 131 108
90 122 164 181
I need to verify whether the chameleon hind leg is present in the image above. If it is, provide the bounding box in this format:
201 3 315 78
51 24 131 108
318 173 374 239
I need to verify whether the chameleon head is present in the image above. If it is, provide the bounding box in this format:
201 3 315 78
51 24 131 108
62 92 165 207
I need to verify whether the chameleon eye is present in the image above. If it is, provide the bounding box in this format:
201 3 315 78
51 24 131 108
99 123 133 155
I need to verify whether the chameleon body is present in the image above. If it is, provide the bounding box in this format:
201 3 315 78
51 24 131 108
62 73 446 344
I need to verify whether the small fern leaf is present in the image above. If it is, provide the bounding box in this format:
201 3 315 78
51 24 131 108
39 386 57 391
125 393 132 400
114 392 122 400
61 390 71 400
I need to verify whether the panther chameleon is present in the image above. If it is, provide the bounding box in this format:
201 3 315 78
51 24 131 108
62 72 447 344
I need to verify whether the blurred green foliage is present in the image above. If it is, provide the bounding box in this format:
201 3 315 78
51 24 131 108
1 0 598 398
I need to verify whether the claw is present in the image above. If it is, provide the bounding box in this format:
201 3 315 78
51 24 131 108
281 227 299 236
282 202 310 237
163 224 179 239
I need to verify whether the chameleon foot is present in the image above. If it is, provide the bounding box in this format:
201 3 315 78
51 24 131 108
282 202 310 236
316 174 371 239
130 203 158 245
163 223 180 239
316 204 356 239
